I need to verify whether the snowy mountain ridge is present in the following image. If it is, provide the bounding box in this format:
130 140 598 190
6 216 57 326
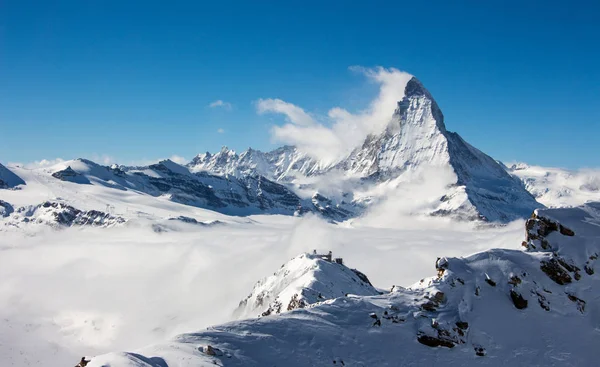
189 77 541 222
4 76 597 223
87 203 600 366
506 163 600 208
234 251 379 319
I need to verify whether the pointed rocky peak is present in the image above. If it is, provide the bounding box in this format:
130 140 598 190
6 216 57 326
219 146 237 156
391 76 446 133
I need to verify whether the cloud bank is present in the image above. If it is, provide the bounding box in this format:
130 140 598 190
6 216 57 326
257 67 413 164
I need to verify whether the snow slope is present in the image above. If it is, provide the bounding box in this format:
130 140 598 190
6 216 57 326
0 163 25 189
0 207 525 366
87 203 600 366
235 252 378 319
507 163 600 208
0 158 346 221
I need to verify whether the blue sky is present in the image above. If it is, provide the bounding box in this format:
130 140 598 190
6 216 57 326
1 1 599 168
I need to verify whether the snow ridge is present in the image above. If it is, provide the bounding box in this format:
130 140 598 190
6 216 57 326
235 251 379 319
0 163 25 189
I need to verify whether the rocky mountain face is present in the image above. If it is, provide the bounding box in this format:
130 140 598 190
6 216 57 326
87 203 600 366
0 163 25 189
3 201 126 229
188 145 322 182
234 251 379 319
187 77 541 223
52 158 312 217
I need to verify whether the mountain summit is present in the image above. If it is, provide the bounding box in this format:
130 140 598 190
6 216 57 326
189 76 542 222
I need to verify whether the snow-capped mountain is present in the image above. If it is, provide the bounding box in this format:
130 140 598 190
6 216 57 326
507 163 600 208
188 145 322 181
188 77 541 222
87 203 600 366
235 251 378 319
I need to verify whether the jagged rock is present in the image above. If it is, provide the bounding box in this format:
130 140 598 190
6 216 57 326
455 321 469 330
52 166 89 183
75 357 90 367
417 333 455 348
508 275 522 285
474 345 486 357
566 293 586 313
0 200 14 217
540 258 572 285
484 278 496 287
287 294 307 311
202 345 223 356
535 291 550 311
559 225 575 236
510 290 528 309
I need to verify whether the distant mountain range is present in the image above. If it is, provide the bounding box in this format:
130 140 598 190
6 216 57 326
3 77 599 223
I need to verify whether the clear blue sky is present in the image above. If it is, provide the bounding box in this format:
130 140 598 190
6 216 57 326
1 1 599 168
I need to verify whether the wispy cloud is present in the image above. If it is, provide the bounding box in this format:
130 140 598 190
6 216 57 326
257 67 413 164
209 100 233 109
168 155 188 164
217 128 225 134
256 99 315 126
90 154 116 165
8 158 65 169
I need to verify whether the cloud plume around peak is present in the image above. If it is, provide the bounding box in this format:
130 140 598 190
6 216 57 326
257 67 413 164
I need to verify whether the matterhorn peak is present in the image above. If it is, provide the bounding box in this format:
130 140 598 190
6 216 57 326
388 76 446 134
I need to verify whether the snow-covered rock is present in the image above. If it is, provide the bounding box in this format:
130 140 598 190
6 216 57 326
235 252 378 319
4 201 126 228
0 163 25 189
86 203 600 366
47 158 310 217
188 145 323 181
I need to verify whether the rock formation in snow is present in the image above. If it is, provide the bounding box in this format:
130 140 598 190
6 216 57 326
235 251 379 319
0 163 25 189
4 201 126 228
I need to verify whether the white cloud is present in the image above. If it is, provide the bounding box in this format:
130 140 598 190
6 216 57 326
258 67 413 164
217 128 225 134
256 98 315 126
209 100 232 109
8 158 66 169
91 154 116 165
168 155 188 164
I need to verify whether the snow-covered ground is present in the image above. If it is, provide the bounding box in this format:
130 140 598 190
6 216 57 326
507 163 600 208
0 200 524 366
84 203 600 367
